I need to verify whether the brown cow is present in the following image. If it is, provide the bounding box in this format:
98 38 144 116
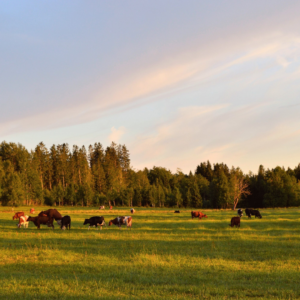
38 209 62 225
109 216 132 230
12 212 25 220
27 216 54 229
191 211 207 219
229 217 240 228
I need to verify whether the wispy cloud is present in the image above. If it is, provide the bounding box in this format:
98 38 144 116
108 126 126 143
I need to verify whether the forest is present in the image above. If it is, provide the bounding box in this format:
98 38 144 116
0 141 300 209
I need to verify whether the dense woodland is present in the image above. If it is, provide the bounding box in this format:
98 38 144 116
0 141 300 209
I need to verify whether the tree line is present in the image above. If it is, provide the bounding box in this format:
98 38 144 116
0 141 300 208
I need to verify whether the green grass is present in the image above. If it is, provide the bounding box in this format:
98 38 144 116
0 207 299 299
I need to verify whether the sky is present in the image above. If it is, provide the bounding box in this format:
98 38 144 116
1 0 300 174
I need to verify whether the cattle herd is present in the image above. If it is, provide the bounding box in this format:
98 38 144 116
190 208 262 228
12 207 262 230
12 209 133 231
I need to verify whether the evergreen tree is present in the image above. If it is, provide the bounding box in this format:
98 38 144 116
210 170 232 208
190 182 202 208
183 188 191 207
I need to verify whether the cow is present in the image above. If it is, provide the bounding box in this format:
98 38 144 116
131 208 135 214
99 206 105 210
245 208 262 219
83 216 106 230
12 212 24 220
174 211 180 213
61 215 71 230
191 211 208 219
27 216 54 229
30 208 35 214
38 209 62 225
237 209 243 217
229 217 240 228
110 206 113 210
17 215 29 228
109 216 132 230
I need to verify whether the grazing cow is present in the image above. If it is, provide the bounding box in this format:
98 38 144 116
17 215 29 228
237 209 243 217
61 215 71 230
27 216 54 229
38 209 62 225
83 216 106 230
13 212 24 220
131 208 135 214
109 216 132 230
174 210 180 213
245 208 262 219
191 211 208 219
229 217 240 228
110 206 113 210
99 206 105 210
30 208 35 214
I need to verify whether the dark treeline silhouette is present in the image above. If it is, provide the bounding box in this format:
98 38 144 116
0 141 300 208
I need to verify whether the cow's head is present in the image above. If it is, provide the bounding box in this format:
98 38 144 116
61 226 66 230
56 220 62 226
109 220 113 226
204 215 208 218
27 216 34 222
83 219 89 225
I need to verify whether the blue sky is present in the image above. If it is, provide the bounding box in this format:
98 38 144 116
1 0 300 174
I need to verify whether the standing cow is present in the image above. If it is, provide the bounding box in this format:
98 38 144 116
83 216 106 230
27 216 54 229
13 212 24 220
245 208 262 219
39 209 62 225
109 216 132 230
17 215 29 228
229 217 240 228
61 215 71 230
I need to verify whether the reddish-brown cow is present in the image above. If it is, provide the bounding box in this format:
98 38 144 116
38 209 62 221
229 217 240 228
27 216 54 229
191 211 208 219
12 212 25 220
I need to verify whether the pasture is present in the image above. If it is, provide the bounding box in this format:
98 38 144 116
0 207 299 299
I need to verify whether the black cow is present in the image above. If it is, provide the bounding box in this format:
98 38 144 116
61 215 71 230
83 216 106 230
237 209 243 217
245 208 262 219
174 211 180 213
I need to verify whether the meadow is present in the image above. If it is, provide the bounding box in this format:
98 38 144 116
0 207 299 300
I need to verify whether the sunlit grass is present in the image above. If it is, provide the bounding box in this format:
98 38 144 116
0 207 299 299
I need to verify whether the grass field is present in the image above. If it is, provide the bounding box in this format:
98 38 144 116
0 207 299 299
